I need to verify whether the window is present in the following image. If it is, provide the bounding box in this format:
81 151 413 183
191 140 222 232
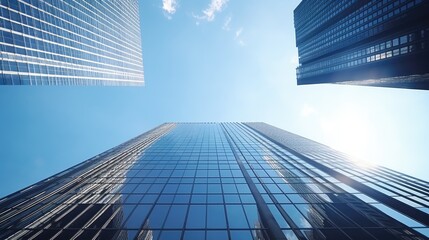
400 35 408 44
392 38 399 46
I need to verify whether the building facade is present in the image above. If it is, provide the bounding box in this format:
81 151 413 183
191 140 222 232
0 0 144 86
0 122 428 239
294 0 429 90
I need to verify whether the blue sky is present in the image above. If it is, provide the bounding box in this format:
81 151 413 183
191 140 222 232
0 0 428 198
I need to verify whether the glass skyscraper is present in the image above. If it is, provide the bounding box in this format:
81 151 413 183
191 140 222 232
0 0 144 86
294 0 429 90
1 122 428 239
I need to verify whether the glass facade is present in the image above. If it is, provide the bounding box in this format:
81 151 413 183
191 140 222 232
0 0 144 86
294 0 429 90
1 122 428 239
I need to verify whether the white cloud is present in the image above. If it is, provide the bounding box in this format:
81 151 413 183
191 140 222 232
162 0 178 18
223 16 232 31
196 0 229 22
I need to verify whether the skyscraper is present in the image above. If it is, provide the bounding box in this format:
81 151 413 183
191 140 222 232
0 0 144 86
294 0 429 90
1 122 428 239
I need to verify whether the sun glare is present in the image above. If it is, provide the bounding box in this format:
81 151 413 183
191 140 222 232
321 105 375 167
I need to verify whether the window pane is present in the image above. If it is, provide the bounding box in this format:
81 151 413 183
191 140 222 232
207 230 228 240
186 205 206 228
164 205 188 229
230 230 253 240
207 205 226 228
281 204 311 228
147 205 170 228
124 205 150 229
159 230 182 240
226 205 248 228
243 205 260 228
183 230 205 240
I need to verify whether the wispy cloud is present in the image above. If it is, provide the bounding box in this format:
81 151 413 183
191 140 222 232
235 27 245 46
195 0 229 22
162 0 178 18
222 16 232 31
235 27 243 38
221 17 245 46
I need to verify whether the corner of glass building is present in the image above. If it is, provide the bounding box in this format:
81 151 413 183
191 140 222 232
294 0 429 90
0 0 144 86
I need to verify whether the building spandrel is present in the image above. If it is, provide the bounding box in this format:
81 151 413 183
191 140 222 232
0 122 428 239
0 0 144 86
294 0 429 90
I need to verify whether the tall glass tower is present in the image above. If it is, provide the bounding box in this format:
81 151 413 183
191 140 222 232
1 123 428 239
0 0 144 86
294 0 429 90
